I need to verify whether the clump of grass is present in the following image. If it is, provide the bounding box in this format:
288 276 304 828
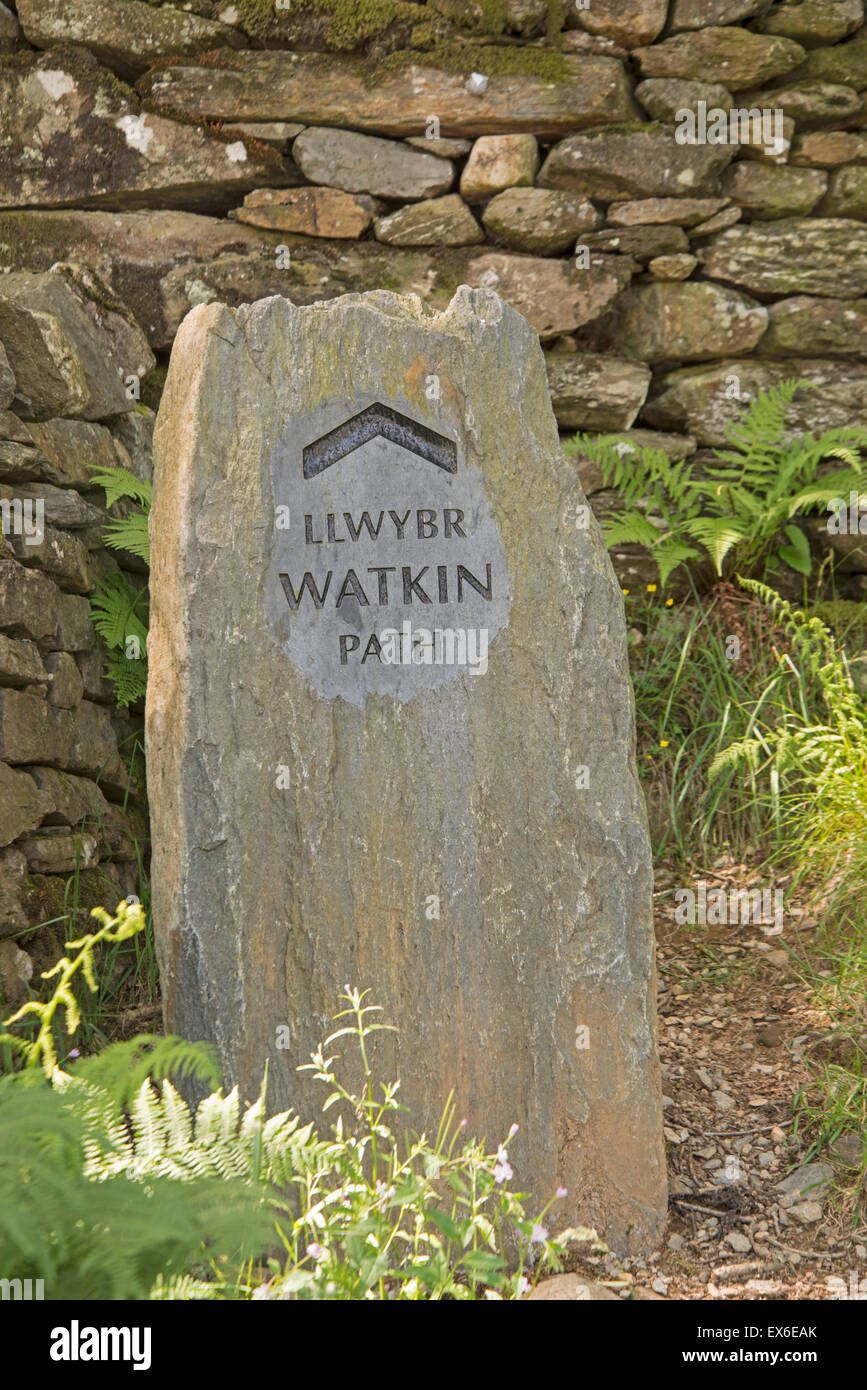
626 580 795 865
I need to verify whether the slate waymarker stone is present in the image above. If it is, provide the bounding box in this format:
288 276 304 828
147 288 667 1254
266 396 511 703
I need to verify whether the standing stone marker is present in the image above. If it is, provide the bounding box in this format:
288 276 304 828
147 287 666 1254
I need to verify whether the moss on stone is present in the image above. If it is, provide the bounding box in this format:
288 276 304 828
0 212 61 271
812 599 867 648
140 364 169 412
375 39 573 84
476 0 509 36
22 868 120 927
546 0 565 43
235 0 436 50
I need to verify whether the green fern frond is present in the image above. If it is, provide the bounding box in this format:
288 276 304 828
576 380 867 586
150 1272 220 1300
89 572 148 651
683 517 749 576
106 651 147 706
718 378 806 461
0 1069 271 1299
603 512 665 548
88 465 152 512
103 513 150 562
72 1034 221 1109
87 464 151 699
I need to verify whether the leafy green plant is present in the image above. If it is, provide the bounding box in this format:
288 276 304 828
0 1071 271 1300
0 901 149 1074
626 584 794 861
0 903 270 1299
0 906 593 1300
260 986 594 1301
709 579 867 891
88 464 151 705
568 381 867 588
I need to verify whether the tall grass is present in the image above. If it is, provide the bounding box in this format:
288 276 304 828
628 582 796 864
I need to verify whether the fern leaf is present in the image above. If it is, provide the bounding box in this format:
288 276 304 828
88 465 152 511
103 513 150 562
655 540 700 589
683 517 749 576
603 512 665 548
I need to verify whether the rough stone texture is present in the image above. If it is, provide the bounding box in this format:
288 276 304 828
460 251 633 339
792 129 867 164
233 122 305 150
634 28 806 90
561 29 629 58
140 51 637 138
0 209 274 351
237 0 448 52
546 352 651 430
610 281 768 363
820 165 867 217
405 136 472 158
795 38 867 87
697 218 867 295
4 0 867 1187
741 80 864 127
0 633 47 686
16 0 245 77
374 196 483 247
0 762 52 848
459 135 539 201
0 47 289 213
0 557 93 651
669 0 774 29
482 188 602 253
755 0 864 46
2 482 105 531
1 417 123 490
0 344 14 411
44 651 85 707
0 269 147 421
232 187 378 239
635 78 734 122
607 197 731 227
0 688 120 779
648 253 699 279
644 357 867 443
293 128 454 201
735 113 796 163
758 295 867 356
690 206 743 234
722 163 829 219
4 521 94 595
583 226 690 262
0 2 21 53
568 0 668 48
538 127 734 202
148 287 667 1256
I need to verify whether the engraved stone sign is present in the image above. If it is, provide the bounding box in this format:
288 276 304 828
264 397 510 703
147 288 667 1255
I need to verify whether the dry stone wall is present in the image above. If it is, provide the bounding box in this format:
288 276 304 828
3 0 867 964
0 261 149 999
